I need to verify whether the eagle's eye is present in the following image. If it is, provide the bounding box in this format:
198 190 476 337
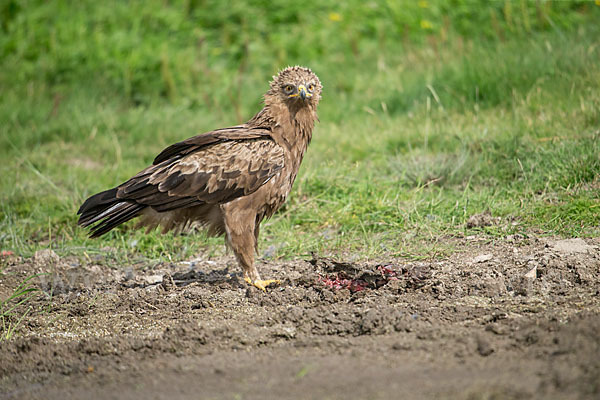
283 84 295 94
307 83 315 92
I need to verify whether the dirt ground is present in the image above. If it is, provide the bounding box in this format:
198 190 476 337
1 234 599 399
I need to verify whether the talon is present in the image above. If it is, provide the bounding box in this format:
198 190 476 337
244 277 281 291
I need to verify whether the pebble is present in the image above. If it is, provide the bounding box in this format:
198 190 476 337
551 238 594 254
33 249 59 266
476 336 494 356
473 254 493 263
524 266 537 279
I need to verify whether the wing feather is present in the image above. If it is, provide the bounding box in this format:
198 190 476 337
152 126 270 165
115 129 284 212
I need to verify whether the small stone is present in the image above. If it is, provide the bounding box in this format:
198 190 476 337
551 238 594 254
473 254 493 263
476 336 494 356
124 267 135 281
144 275 163 285
33 249 59 266
485 324 508 335
392 342 410 351
272 325 296 339
524 266 537 280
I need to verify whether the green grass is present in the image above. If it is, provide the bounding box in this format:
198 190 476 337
0 268 41 340
1 1 600 263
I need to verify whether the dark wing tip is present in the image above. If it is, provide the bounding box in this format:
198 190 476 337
77 188 119 217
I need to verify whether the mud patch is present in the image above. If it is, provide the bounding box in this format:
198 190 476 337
1 236 599 399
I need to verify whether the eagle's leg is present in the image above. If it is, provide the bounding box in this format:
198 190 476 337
222 206 280 291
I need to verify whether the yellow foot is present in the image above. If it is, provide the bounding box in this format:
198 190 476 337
244 277 281 292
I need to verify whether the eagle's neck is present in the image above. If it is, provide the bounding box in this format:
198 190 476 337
248 98 317 191
249 99 317 150
246 92 319 217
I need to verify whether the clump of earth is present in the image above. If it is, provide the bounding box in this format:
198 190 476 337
1 235 599 399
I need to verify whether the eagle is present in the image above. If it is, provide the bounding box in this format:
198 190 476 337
78 66 322 290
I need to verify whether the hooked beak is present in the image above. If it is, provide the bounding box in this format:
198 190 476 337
298 85 307 100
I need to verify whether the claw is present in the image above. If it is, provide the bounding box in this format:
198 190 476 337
244 277 281 291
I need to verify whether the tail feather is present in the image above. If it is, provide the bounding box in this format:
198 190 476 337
87 202 145 238
78 188 146 238
78 202 124 226
78 188 118 216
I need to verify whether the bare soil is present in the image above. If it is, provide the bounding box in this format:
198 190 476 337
1 235 600 399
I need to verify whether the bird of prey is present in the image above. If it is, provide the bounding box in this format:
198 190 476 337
78 66 322 290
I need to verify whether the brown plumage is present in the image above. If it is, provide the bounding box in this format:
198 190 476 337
78 66 322 289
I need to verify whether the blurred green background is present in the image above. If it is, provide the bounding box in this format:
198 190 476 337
1 0 600 261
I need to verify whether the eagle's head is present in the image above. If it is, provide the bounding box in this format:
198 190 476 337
267 66 322 108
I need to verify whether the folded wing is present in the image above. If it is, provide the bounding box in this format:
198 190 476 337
119 136 284 211
78 127 284 237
